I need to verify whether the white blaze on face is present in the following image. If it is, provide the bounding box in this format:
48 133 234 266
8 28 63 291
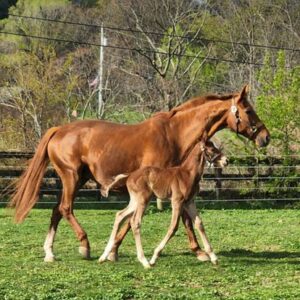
218 155 228 168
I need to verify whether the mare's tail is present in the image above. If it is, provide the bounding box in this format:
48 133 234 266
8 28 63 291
100 174 129 198
9 127 60 223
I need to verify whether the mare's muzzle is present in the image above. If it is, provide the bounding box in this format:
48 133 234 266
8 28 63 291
255 127 270 147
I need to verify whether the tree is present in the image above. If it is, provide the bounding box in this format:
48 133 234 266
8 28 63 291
256 51 300 156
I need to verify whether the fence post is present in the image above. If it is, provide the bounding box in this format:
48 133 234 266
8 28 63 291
157 198 164 210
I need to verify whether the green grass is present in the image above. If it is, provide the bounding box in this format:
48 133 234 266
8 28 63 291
0 208 299 299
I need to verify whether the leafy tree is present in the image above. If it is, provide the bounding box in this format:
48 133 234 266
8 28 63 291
257 51 300 156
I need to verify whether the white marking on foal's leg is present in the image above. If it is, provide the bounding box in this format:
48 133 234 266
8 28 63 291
99 240 115 263
44 228 56 262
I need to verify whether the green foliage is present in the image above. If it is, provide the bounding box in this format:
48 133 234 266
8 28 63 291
257 51 300 155
103 105 150 124
0 208 299 299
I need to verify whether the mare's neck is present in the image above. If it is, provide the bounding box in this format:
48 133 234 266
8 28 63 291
170 100 230 161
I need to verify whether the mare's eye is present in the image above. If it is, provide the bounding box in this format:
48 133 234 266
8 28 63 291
245 109 252 115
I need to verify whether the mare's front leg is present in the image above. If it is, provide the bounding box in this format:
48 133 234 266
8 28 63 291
184 201 218 264
181 210 210 262
150 198 184 266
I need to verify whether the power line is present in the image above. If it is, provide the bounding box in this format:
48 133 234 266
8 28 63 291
7 13 300 53
0 30 272 67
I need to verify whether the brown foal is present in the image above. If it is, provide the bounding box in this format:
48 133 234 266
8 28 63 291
99 141 226 268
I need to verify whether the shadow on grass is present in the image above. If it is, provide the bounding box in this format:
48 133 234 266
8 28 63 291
218 248 300 264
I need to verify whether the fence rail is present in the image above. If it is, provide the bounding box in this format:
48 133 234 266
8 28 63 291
0 151 299 206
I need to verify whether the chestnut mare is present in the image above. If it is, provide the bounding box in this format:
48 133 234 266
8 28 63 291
99 141 227 268
9 85 270 263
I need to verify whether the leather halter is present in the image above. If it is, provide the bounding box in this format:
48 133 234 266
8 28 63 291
231 98 241 135
230 98 261 137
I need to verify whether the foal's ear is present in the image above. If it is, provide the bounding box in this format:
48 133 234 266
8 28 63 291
237 84 250 103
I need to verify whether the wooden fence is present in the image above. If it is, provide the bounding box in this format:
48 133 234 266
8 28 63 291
0 151 299 207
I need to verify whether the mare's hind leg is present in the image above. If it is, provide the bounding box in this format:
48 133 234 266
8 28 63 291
43 173 89 262
99 204 136 263
181 210 210 262
184 201 217 265
57 169 91 259
44 203 62 262
150 198 184 266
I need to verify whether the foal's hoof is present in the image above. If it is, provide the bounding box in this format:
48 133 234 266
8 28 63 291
107 252 118 262
209 252 218 265
149 258 156 266
98 256 107 264
44 255 55 263
143 263 152 269
196 252 210 262
79 246 91 259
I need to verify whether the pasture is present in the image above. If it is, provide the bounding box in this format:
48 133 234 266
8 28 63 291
0 207 299 299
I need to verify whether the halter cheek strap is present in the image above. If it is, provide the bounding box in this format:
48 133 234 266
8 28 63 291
231 98 240 135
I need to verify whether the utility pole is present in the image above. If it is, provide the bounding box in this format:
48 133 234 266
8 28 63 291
97 24 107 119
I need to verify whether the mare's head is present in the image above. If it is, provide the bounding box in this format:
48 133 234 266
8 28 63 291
204 141 228 168
226 85 270 147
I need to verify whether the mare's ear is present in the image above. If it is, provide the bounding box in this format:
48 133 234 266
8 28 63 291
237 84 250 103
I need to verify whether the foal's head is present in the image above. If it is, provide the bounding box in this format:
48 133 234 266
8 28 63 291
204 141 228 168
226 85 270 147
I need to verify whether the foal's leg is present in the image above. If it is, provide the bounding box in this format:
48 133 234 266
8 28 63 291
107 207 210 263
107 220 131 262
43 203 62 262
99 205 135 263
149 199 183 266
130 198 150 268
181 211 210 262
57 169 91 259
184 201 218 264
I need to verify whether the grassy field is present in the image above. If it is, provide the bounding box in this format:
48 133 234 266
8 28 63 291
0 207 299 299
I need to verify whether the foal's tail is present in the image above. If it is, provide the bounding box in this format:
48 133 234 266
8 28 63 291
100 174 129 198
9 127 60 223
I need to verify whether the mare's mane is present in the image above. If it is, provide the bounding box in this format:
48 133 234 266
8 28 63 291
152 93 237 119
